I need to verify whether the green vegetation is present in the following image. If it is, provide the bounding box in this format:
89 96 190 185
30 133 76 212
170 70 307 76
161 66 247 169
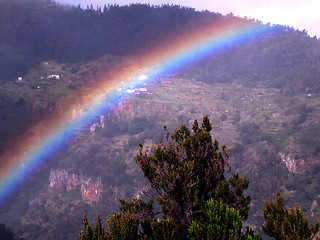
262 191 320 240
79 117 320 240
0 0 227 82
188 200 257 240
80 116 256 239
2 73 320 238
1 1 320 239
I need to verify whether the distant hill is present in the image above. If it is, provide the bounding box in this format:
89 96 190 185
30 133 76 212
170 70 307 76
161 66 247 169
184 25 320 94
1 0 319 91
0 0 223 81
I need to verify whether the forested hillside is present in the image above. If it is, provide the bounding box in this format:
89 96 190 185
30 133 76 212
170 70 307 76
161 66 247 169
184 26 320 94
0 0 225 81
1 0 320 239
2 0 319 89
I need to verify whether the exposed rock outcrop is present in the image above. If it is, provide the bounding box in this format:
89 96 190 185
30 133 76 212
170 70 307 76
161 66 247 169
49 169 103 201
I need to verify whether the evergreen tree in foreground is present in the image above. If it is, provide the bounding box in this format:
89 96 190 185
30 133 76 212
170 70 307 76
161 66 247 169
262 190 320 240
133 115 252 238
81 116 320 239
80 116 255 239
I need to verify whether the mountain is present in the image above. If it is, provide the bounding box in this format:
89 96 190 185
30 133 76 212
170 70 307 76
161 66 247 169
0 1 320 239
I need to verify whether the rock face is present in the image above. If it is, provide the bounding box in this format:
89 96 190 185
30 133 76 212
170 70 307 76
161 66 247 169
279 152 308 173
279 153 297 173
49 169 103 201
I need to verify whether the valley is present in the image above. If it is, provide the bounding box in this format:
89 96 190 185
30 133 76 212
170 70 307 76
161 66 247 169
1 57 320 238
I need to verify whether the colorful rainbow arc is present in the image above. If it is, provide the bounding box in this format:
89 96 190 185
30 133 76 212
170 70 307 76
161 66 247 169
0 20 269 205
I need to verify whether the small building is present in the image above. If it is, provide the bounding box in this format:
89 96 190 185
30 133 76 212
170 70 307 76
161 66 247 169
138 88 147 92
47 74 60 80
126 89 135 94
125 88 148 94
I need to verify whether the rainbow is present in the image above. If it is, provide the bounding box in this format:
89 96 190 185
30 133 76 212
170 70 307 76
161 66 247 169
0 19 269 205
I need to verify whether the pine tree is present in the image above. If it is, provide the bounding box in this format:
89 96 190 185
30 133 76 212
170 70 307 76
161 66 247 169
80 116 253 239
80 213 107 240
133 115 251 238
262 190 320 240
188 200 260 240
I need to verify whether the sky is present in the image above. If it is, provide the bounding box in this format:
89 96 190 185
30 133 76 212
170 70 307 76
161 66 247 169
58 0 320 38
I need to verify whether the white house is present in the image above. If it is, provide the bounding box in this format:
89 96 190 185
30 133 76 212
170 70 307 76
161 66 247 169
47 74 60 80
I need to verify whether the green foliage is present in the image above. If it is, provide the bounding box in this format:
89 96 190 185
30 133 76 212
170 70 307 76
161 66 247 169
186 25 320 94
117 198 177 239
99 120 128 138
238 122 271 145
128 117 150 135
188 200 260 240
133 116 251 238
80 116 253 239
80 213 95 240
0 1 226 81
262 190 320 240
1 0 319 91
80 212 140 240
151 219 176 240
119 198 154 220
80 207 175 240
106 212 140 240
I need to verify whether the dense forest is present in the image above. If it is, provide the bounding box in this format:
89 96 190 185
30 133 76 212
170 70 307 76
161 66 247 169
1 0 320 239
0 0 226 81
2 0 319 90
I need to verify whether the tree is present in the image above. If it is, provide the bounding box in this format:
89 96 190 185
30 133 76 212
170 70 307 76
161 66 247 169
134 115 251 237
80 116 253 239
188 200 260 240
262 190 320 240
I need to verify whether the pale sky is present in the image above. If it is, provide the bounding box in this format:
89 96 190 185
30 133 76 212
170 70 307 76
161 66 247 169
58 0 320 38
